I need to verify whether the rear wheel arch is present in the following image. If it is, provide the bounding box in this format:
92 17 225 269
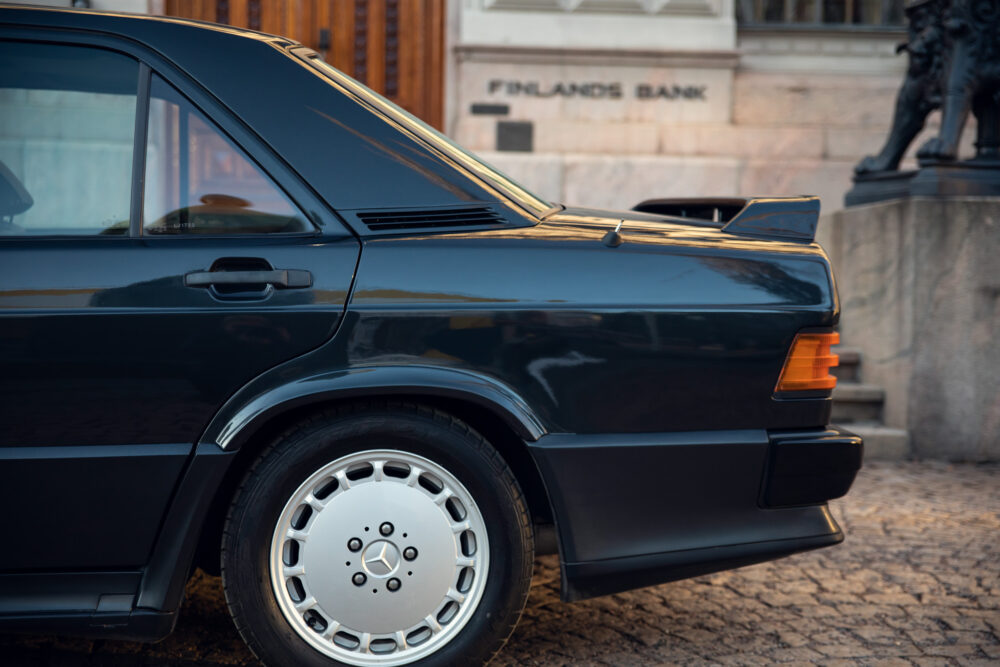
219 402 533 665
194 395 555 577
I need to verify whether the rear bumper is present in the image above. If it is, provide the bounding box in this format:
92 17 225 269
528 426 863 601
763 427 863 508
561 530 843 602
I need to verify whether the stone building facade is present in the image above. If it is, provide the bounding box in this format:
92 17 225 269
448 0 978 214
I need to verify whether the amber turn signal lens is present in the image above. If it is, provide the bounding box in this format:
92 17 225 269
775 332 840 392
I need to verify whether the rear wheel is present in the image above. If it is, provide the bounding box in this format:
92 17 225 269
221 403 533 666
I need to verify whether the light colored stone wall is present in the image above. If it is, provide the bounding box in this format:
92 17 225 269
462 0 736 51
455 59 735 126
821 199 1000 462
467 64 980 215
450 4 985 216
737 27 906 75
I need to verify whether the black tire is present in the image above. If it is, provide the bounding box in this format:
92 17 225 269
221 402 534 667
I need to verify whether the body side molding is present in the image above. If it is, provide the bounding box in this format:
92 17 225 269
203 365 547 450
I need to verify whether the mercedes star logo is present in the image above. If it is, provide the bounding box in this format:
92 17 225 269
361 540 400 577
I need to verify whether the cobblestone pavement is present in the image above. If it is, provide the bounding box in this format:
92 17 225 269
2 461 997 666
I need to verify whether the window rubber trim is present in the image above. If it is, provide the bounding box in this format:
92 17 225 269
130 62 151 238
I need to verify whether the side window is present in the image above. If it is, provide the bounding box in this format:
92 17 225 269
144 75 310 235
0 41 137 236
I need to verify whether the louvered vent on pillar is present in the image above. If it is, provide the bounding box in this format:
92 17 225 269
357 207 505 233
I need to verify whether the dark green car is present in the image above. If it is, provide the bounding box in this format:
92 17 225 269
0 6 861 666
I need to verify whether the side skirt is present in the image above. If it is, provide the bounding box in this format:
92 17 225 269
0 444 237 641
0 570 176 641
0 610 176 643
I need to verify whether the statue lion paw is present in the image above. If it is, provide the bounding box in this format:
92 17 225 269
917 136 956 161
854 155 891 175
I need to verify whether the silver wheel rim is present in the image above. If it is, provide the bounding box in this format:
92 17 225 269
270 449 490 666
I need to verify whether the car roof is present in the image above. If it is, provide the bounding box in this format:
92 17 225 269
0 3 289 45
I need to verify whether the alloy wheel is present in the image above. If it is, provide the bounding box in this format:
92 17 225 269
269 449 490 666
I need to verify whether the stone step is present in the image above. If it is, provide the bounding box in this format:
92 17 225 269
836 422 910 461
832 382 884 422
831 346 862 382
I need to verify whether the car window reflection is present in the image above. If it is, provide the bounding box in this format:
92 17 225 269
0 42 137 236
143 74 309 235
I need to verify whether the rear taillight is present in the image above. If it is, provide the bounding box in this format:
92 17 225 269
775 332 839 393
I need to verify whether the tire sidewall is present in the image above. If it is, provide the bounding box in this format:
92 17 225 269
223 409 531 667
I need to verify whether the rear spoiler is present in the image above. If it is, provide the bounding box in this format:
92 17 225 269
632 196 820 243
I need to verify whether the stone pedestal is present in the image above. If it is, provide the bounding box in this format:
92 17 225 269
847 159 1000 206
910 160 1000 198
819 198 1000 461
844 170 915 207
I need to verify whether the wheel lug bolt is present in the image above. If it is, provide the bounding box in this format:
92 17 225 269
387 578 401 592
379 522 394 536
403 547 417 561
352 572 366 586
347 538 362 552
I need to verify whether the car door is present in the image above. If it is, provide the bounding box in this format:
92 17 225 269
0 37 359 571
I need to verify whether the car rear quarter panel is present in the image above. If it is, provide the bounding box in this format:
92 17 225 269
344 218 837 435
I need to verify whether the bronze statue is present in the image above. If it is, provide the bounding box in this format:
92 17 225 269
917 0 1000 163
849 0 1000 203
855 0 947 175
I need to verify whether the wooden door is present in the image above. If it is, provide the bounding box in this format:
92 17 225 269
163 0 445 129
